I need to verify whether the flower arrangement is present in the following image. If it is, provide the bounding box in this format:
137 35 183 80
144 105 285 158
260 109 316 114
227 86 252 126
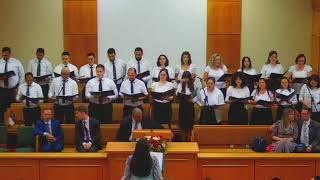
144 135 168 153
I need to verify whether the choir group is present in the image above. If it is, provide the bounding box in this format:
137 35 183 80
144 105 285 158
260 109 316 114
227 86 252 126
1 46 320 135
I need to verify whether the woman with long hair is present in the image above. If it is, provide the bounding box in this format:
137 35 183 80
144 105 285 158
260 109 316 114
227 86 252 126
176 71 196 137
238 56 257 92
249 78 275 125
225 72 250 125
175 51 196 82
271 108 298 153
122 139 162 180
152 54 175 82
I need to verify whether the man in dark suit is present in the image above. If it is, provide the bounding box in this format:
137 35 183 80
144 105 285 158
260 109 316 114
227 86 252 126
297 109 320 152
75 105 101 152
116 107 163 142
33 108 64 152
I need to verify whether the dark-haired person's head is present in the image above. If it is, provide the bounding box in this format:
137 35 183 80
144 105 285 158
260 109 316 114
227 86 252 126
267 50 278 64
75 105 89 121
181 71 194 92
181 51 191 65
206 77 216 92
301 108 312 122
157 54 169 67
25 72 34 85
295 53 306 66
231 72 246 88
87 53 95 66
280 77 291 90
107 48 116 61
134 47 143 61
36 48 45 60
257 78 268 91
271 178 281 180
241 56 252 70
307 74 320 88
312 176 320 180
2 47 11 61
127 68 137 82
158 68 170 82
61 51 71 65
130 139 153 177
96 64 105 79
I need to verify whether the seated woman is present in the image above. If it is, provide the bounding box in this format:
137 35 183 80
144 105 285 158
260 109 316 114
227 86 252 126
122 139 163 180
271 108 298 153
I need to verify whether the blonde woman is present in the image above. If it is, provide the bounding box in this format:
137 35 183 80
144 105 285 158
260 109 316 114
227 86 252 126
203 53 228 97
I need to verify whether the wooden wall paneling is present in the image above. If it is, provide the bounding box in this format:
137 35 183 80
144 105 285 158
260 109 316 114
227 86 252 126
199 159 254 180
312 5 320 74
313 0 320 11
40 159 105 180
165 154 198 180
0 159 39 180
255 160 315 180
64 34 97 67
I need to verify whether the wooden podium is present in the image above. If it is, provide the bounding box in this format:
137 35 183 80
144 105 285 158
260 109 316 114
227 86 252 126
132 129 173 141
106 142 199 180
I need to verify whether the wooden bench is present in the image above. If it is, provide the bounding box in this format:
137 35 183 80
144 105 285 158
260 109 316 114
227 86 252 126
35 124 120 152
192 125 272 150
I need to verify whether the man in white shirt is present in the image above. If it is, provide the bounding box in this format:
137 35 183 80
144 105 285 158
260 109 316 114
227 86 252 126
298 109 320 152
53 51 79 79
79 53 97 102
16 72 44 126
126 47 151 87
119 68 148 118
49 67 78 124
85 64 118 124
27 48 53 102
104 48 126 92
0 47 25 125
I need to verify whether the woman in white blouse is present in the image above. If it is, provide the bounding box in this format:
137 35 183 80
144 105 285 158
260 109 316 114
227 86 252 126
275 77 297 121
261 51 284 91
225 72 250 125
299 75 320 123
175 51 196 82
203 53 228 97
197 77 225 125
151 69 174 128
238 56 257 92
152 54 174 83
249 78 275 125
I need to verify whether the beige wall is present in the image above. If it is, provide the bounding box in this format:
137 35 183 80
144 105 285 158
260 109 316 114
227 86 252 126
0 0 63 69
241 0 312 72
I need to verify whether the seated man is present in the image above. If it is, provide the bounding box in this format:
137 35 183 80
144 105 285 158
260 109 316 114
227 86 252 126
75 105 101 152
116 108 164 142
33 108 63 152
297 108 320 152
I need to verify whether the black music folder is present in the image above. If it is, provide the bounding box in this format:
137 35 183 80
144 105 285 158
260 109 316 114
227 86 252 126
136 71 150 80
151 89 175 100
217 73 232 82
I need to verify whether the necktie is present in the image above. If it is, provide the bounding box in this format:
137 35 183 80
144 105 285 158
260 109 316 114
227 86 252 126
26 85 30 107
130 81 134 94
137 61 141 73
98 79 103 103
45 122 51 134
83 121 90 142
112 61 117 81
62 80 66 103
90 66 93 77
37 60 41 76
4 60 8 86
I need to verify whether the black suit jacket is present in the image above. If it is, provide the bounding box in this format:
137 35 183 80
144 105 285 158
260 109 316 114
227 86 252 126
297 119 320 147
75 118 101 150
116 116 164 142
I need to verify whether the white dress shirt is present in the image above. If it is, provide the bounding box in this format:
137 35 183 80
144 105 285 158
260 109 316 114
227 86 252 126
119 78 148 107
151 81 174 103
175 64 197 81
275 88 297 106
27 58 53 85
152 66 175 80
251 89 274 108
261 63 284 78
48 77 78 106
0 58 25 88
289 65 312 79
129 119 142 141
79 64 97 78
300 119 310 146
197 87 225 106
204 65 228 89
127 58 151 83
16 82 44 108
237 68 257 75
299 84 320 112
54 63 79 78
104 59 127 85
225 86 250 102
85 77 118 104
